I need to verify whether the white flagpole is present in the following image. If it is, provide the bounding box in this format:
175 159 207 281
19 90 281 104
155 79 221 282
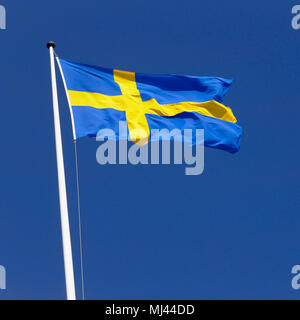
47 41 76 300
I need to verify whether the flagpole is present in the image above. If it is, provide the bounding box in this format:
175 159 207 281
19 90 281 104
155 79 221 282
47 41 76 300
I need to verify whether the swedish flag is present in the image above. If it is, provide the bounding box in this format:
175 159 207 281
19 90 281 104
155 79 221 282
58 58 242 153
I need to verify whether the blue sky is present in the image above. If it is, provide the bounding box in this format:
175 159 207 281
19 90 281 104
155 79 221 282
0 0 300 299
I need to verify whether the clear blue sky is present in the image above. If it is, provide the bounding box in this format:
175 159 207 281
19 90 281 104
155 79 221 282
0 0 300 299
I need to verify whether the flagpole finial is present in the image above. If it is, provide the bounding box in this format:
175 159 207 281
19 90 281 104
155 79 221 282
47 41 56 49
